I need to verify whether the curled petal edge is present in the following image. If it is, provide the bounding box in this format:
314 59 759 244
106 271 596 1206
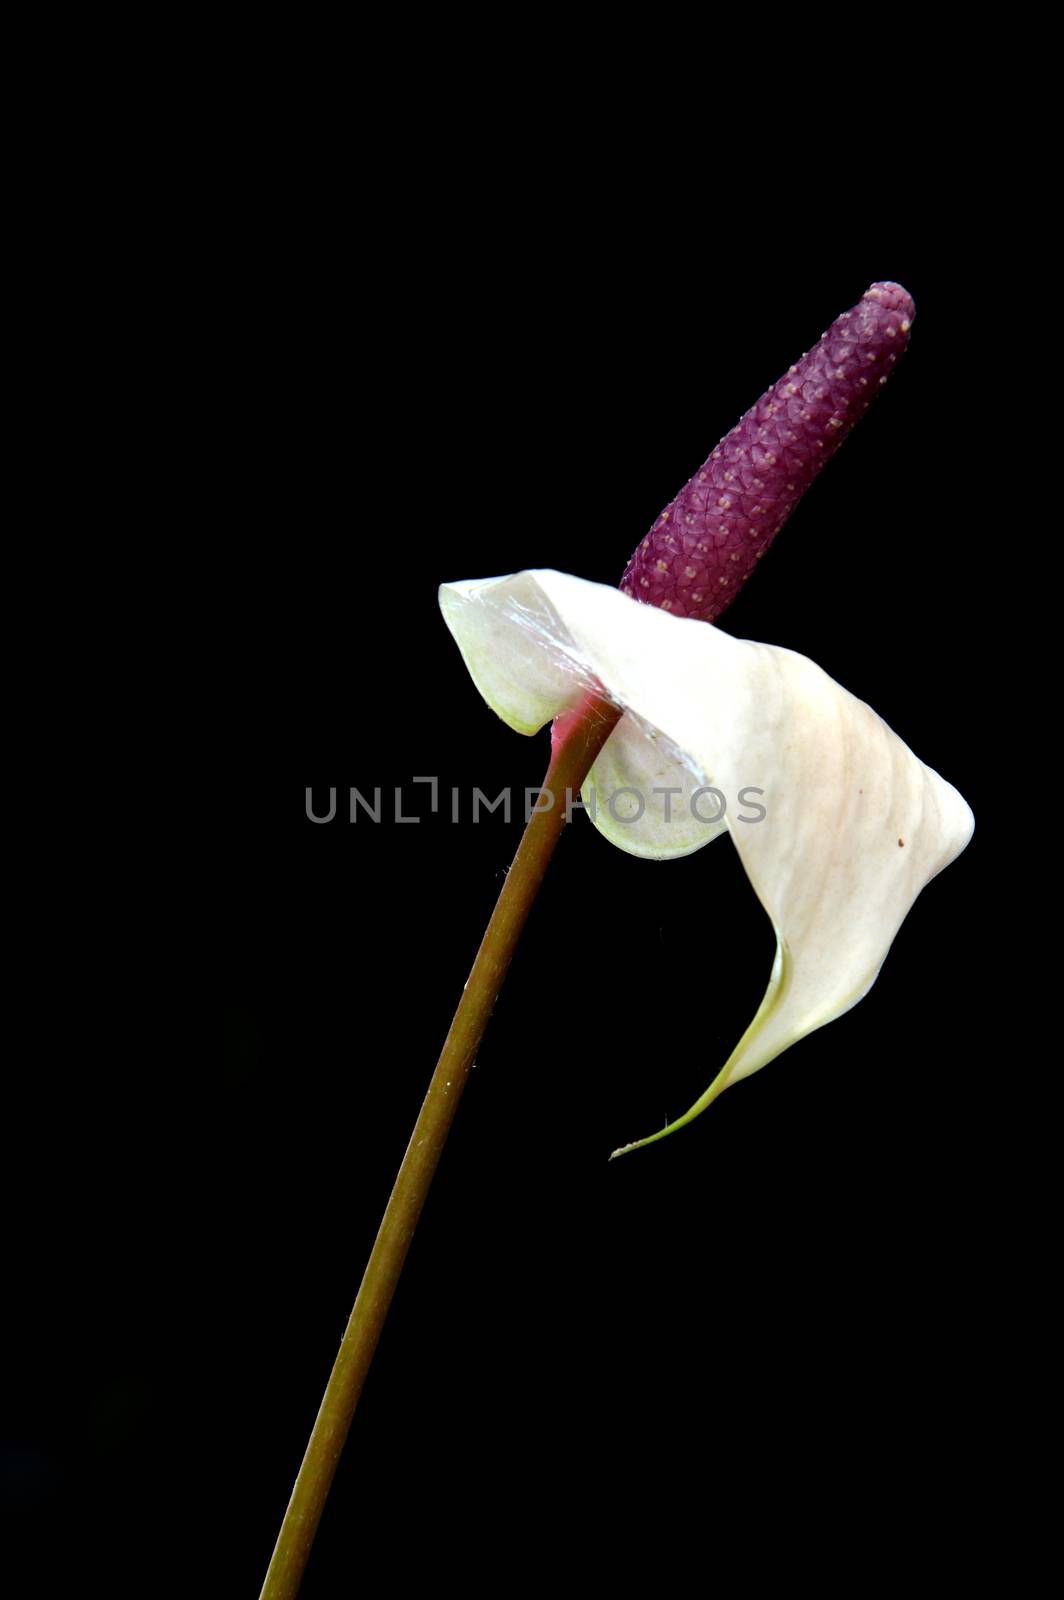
439 569 974 1153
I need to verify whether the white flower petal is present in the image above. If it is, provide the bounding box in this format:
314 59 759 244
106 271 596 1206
439 569 974 1150
581 711 729 859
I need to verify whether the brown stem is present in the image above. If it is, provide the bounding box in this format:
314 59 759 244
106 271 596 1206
260 691 623 1599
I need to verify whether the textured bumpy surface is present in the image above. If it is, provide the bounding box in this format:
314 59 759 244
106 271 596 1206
620 281 914 621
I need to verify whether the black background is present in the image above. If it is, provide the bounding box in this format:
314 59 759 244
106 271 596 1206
13 126 1029 1595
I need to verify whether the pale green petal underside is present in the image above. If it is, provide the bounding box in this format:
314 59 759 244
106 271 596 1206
439 572 726 860
439 569 974 1150
581 712 728 859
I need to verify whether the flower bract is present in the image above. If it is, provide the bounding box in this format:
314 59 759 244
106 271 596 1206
440 568 973 1153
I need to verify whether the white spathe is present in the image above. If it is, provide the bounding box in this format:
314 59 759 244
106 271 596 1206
439 569 973 1154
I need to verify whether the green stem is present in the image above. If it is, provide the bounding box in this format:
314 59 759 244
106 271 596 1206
261 692 623 1599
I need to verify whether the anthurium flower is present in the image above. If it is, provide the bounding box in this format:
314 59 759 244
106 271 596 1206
440 568 973 1153
437 282 967 1154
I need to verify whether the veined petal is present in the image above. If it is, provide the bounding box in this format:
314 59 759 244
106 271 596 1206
439 572 726 860
439 569 974 1149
